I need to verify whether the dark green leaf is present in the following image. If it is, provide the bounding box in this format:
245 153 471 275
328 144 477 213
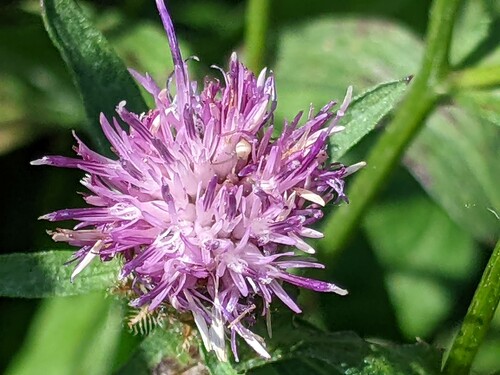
0 251 119 298
201 346 239 375
117 322 198 375
41 0 147 153
238 329 441 375
5 294 122 375
331 78 411 160
0 15 83 153
364 180 479 337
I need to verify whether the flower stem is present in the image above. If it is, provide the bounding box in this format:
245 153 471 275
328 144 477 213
245 0 270 73
318 0 462 262
443 239 500 375
448 65 500 90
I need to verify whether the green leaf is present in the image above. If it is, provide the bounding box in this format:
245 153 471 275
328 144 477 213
405 106 500 243
5 294 123 375
201 346 239 375
238 329 441 375
363 178 479 337
116 323 198 375
41 0 148 153
331 78 411 160
111 21 191 109
275 17 500 243
275 17 422 126
455 88 500 127
472 308 500 374
0 251 119 298
451 0 500 68
0 14 83 153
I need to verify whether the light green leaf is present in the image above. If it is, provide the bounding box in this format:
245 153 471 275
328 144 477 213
450 0 500 67
406 106 500 244
275 17 500 242
5 294 123 375
364 191 479 337
455 88 500 127
450 0 498 67
449 0 500 134
275 18 422 124
111 21 191 109
331 78 411 160
0 251 119 298
41 0 148 153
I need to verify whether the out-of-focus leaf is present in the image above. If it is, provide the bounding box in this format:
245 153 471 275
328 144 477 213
237 328 441 375
0 15 83 154
331 78 411 160
5 293 122 375
472 307 500 374
406 106 500 244
0 16 83 128
41 0 147 153
450 0 498 67
174 0 242 36
276 17 500 242
271 0 431 36
0 251 119 298
456 88 500 128
364 190 479 337
275 18 422 124
308 231 401 338
113 22 172 83
111 21 190 108
117 322 197 375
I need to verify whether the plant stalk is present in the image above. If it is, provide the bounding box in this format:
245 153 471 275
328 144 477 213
443 239 500 375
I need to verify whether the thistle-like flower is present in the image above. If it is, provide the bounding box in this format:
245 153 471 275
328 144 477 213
33 0 363 361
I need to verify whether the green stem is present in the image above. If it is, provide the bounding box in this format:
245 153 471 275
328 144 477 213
443 239 500 375
318 0 462 261
244 0 270 73
448 65 500 90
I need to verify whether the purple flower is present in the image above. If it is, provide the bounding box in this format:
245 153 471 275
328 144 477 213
33 0 363 361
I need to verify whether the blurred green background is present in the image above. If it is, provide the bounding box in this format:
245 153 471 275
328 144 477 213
0 0 498 374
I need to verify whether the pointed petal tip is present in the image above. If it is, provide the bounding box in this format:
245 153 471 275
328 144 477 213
330 285 348 296
38 213 53 221
345 161 366 176
156 0 185 69
30 157 48 166
295 188 326 207
99 112 107 122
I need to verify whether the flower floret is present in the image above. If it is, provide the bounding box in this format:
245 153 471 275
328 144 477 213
33 0 362 361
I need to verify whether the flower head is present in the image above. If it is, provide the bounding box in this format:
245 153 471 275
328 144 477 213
33 0 362 361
